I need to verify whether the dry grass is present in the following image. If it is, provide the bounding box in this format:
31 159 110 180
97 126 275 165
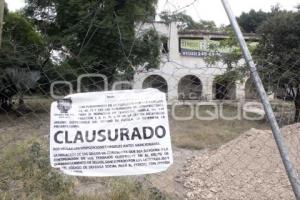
0 131 168 200
0 98 272 151
170 104 270 150
0 98 170 200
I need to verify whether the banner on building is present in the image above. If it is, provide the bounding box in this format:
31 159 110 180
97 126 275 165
50 89 173 177
180 38 228 57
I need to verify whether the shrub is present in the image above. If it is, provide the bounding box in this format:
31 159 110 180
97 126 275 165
0 138 76 199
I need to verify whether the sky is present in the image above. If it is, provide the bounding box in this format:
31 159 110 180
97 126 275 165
6 0 300 25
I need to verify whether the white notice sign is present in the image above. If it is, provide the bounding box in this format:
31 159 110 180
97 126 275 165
50 89 173 176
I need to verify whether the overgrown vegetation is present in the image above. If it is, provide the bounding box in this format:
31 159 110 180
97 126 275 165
256 10 300 122
25 0 162 78
0 138 76 199
0 0 163 110
0 10 46 110
0 137 169 200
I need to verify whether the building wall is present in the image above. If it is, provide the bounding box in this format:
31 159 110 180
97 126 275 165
133 22 247 103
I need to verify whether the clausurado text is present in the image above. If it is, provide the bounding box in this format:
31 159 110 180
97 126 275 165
54 126 166 144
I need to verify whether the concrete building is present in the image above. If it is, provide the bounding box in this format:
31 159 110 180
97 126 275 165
133 22 260 103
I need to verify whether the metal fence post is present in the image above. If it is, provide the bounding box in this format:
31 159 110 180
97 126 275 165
221 0 300 199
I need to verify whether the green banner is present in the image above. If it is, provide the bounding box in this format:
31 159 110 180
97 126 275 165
180 39 206 51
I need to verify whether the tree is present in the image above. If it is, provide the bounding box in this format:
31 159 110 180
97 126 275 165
159 11 217 31
256 10 300 122
24 0 161 83
0 11 46 110
237 9 270 33
0 12 44 69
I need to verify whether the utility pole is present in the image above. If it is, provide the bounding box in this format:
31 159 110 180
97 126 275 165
0 0 5 49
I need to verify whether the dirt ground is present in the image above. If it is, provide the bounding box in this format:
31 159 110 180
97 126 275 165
182 124 300 200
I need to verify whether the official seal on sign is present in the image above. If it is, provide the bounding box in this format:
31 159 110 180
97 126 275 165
57 98 72 113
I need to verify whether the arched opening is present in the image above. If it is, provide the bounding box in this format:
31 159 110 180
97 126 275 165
178 75 202 100
245 78 259 100
213 78 236 100
142 75 168 94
